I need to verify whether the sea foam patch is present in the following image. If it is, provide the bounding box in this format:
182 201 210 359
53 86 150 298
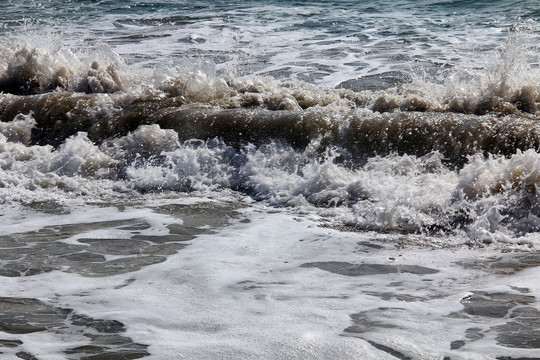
1 204 538 359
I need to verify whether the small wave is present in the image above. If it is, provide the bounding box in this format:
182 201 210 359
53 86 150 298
0 118 539 244
2 89 539 165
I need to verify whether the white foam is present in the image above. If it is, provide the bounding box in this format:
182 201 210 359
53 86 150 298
0 117 539 243
1 2 540 359
1 204 537 359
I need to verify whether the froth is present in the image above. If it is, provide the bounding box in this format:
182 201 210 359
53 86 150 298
0 113 35 144
1 32 540 244
1 117 539 244
3 31 540 119
154 60 233 102
0 40 129 95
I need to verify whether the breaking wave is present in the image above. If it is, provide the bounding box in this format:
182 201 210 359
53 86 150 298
1 33 540 245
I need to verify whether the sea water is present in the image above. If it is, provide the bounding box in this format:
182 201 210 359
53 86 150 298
1 0 540 359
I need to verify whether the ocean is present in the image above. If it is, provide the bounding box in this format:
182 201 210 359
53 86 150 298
1 0 540 358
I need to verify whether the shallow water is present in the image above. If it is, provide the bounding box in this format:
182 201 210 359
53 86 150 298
2 201 540 359
1 0 540 358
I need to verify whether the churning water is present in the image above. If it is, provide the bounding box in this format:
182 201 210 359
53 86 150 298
1 1 540 359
